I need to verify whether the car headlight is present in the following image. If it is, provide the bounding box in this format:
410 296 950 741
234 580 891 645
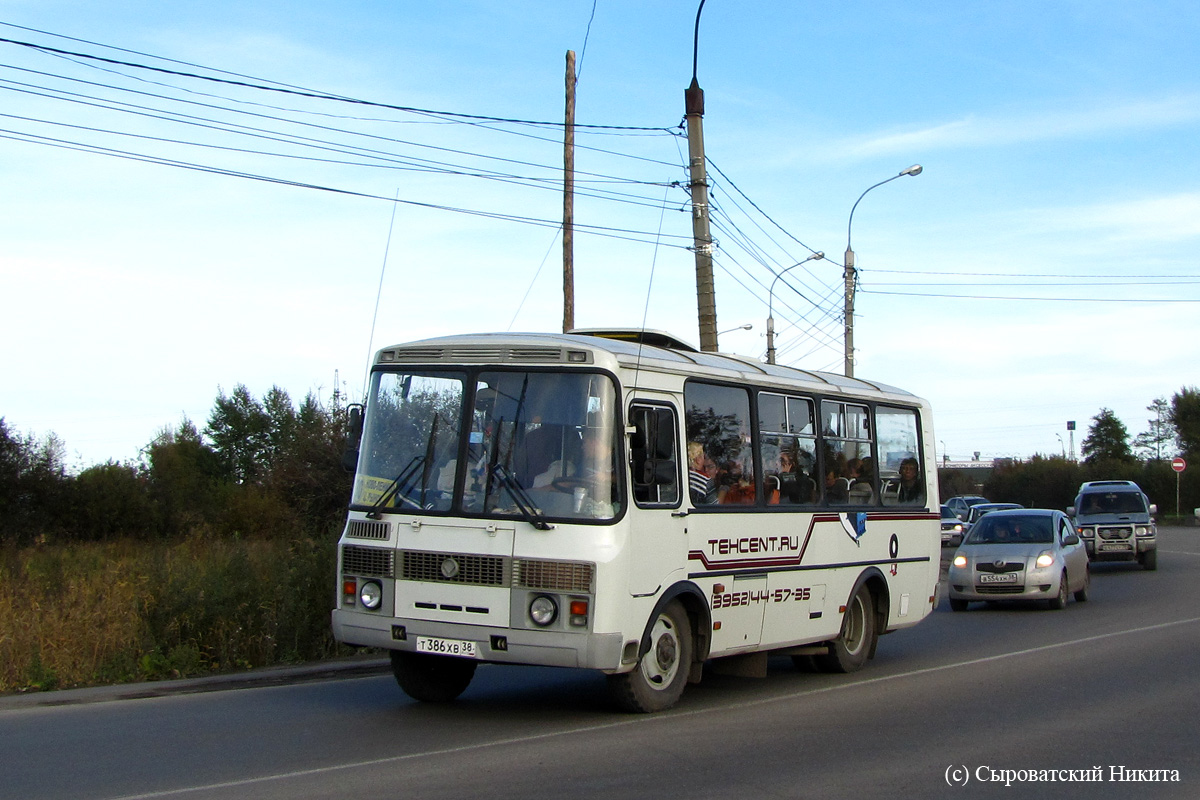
359 580 383 610
952 554 968 568
1136 526 1153 537
1035 551 1055 569
529 594 558 626
1077 527 1094 538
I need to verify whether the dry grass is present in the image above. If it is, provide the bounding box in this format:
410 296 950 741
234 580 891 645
0 535 342 693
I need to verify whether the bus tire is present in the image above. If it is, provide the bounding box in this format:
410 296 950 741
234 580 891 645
389 650 476 703
607 600 692 713
815 584 876 674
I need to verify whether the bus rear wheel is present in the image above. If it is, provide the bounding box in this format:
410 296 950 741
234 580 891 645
390 650 476 703
815 585 876 674
607 601 692 713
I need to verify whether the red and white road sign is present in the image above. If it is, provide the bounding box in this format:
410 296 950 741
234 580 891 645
1172 456 1186 473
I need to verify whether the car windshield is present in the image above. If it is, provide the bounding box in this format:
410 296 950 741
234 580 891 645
941 506 956 520
1077 491 1147 515
966 515 1053 545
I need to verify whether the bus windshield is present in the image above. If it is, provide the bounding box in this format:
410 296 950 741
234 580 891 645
352 369 621 522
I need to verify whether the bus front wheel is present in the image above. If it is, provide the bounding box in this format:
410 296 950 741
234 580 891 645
815 585 876 674
390 650 476 703
607 600 693 713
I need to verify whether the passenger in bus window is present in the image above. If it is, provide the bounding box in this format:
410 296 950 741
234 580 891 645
769 449 815 505
718 457 755 504
897 457 925 505
849 457 876 504
827 458 859 504
688 441 717 505
825 467 847 503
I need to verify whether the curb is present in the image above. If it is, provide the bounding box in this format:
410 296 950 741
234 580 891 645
0 656 391 711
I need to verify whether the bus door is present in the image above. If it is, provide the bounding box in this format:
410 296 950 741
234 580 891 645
626 402 687 596
686 513 767 653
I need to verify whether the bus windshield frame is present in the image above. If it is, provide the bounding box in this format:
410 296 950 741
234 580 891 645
350 367 623 524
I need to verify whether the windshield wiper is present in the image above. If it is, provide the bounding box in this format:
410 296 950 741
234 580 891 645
366 455 426 519
491 464 554 531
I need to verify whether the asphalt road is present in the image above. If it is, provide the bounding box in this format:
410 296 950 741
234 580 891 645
3 527 1197 800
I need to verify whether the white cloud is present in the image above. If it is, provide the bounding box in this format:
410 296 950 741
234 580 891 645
837 94 1200 160
1023 193 1200 243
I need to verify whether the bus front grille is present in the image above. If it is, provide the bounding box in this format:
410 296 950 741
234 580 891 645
342 545 396 578
514 559 595 593
400 550 506 586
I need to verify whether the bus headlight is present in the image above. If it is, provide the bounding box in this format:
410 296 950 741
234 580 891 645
359 580 383 610
529 595 558 626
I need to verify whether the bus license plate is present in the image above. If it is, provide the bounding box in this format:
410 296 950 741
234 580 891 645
978 573 1018 584
416 636 478 658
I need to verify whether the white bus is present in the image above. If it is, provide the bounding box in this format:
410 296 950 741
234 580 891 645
332 329 940 712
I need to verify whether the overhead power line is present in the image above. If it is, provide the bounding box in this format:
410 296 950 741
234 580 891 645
862 288 1200 303
0 33 676 132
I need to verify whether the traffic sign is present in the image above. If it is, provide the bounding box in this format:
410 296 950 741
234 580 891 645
1172 457 1186 473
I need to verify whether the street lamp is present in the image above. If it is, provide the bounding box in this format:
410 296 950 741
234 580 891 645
765 252 824 365
843 164 923 377
716 323 752 349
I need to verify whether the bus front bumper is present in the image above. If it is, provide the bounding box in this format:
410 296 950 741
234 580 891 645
332 608 626 671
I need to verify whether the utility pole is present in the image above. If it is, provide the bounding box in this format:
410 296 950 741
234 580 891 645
843 165 922 376
562 50 576 333
686 1 718 352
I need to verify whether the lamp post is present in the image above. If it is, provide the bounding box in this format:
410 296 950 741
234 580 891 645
765 252 824 365
684 0 718 352
843 164 923 377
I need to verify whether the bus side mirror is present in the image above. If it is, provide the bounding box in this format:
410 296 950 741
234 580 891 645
342 404 364 472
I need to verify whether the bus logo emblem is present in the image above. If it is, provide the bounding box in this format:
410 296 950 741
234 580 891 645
440 557 461 579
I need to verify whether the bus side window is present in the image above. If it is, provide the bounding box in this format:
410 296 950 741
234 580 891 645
685 383 754 506
630 405 680 507
876 406 923 507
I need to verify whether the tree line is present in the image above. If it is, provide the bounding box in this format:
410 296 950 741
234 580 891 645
4 385 1200 548
0 385 353 547
939 387 1200 515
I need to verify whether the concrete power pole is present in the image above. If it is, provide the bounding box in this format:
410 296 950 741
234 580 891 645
562 50 576 333
686 2 718 352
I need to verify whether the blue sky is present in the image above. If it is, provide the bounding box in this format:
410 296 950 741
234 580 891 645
1 1 1197 469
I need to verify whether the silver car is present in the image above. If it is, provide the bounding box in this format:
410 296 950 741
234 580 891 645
948 509 1089 611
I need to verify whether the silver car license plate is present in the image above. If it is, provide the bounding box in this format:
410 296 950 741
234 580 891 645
978 572 1018 584
416 636 478 658
1100 543 1132 551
